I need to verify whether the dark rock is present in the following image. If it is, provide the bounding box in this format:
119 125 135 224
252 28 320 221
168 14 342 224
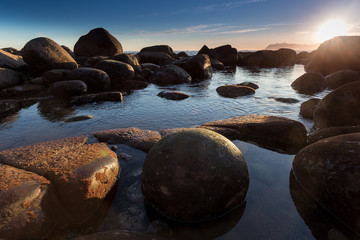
292 133 360 232
61 45 76 60
141 63 160 71
314 81 360 129
93 127 161 152
0 98 39 115
110 53 141 72
22 37 77 76
198 45 238 66
1 47 21 56
216 85 255 98
237 81 259 89
305 36 360 76
308 125 360 144
74 28 123 57
71 67 111 90
136 52 175 66
0 136 120 224
201 115 307 154
270 97 299 104
276 48 297 66
94 60 135 85
291 72 325 95
149 65 191 85
69 91 123 105
0 49 28 71
119 80 148 91
238 49 296 67
211 59 225 70
65 114 93 122
140 45 176 58
324 70 360 89
157 91 190 100
0 68 22 90
0 84 47 98
296 51 311 60
51 80 87 97
177 51 189 58
299 98 321 120
42 69 72 85
142 128 249 222
78 56 108 67
174 54 212 80
72 230 169 240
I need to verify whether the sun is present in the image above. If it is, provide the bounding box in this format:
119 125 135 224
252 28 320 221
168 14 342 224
316 19 349 42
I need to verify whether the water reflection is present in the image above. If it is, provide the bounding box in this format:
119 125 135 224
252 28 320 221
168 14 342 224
0 112 20 129
37 98 75 122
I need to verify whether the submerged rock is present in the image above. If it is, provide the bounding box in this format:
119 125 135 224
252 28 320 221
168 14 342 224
291 72 326 95
142 128 249 222
69 91 123 105
65 114 93 122
216 85 255 98
271 97 299 104
157 91 190 100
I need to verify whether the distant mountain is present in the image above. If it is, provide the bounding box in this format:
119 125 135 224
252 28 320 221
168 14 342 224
264 43 319 51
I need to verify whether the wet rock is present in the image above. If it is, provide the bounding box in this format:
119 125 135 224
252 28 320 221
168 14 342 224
94 60 135 85
136 52 175 66
65 114 93 122
174 54 212 80
0 68 22 90
126 179 144 203
74 28 123 57
299 98 321 120
93 127 161 152
270 97 299 104
216 85 255 98
292 133 360 232
0 136 120 224
157 91 190 100
201 115 307 154
324 69 360 89
0 164 56 239
314 81 360 129
237 81 259 89
149 65 191 85
51 80 87 97
22 37 77 76
0 84 47 98
305 36 360 76
110 53 141 72
0 49 28 71
291 72 325 95
119 80 148 91
73 230 169 240
142 128 249 222
140 45 177 58
69 91 123 105
0 98 38 115
307 125 360 144
211 59 225 70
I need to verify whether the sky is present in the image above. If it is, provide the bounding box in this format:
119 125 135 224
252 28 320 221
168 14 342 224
1 0 360 51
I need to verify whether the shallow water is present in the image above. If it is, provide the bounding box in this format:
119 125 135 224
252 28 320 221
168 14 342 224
1 65 357 239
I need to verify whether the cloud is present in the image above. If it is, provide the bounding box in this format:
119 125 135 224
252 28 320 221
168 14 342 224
220 27 269 34
199 0 266 12
136 24 224 37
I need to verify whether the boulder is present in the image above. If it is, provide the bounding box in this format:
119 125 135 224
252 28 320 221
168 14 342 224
238 49 296 67
0 49 28 71
276 48 297 66
22 37 77 76
51 80 87 97
74 28 123 57
94 60 135 85
142 128 249 222
299 98 320 120
136 52 175 66
237 81 259 89
211 59 225 70
69 91 123 105
305 36 360 76
307 125 360 144
0 68 22 90
61 45 76 60
42 69 72 85
296 51 311 60
324 70 360 89
141 63 160 71
149 65 191 85
65 114 93 122
140 45 176 58
198 45 238 66
93 127 161 152
291 72 325 95
1 47 21 56
292 133 360 232
174 54 212 80
119 80 148 91
157 91 190 100
0 84 47 98
177 51 189 58
0 99 38 115
0 136 120 224
201 115 307 154
314 81 360 129
216 85 255 98
110 53 141 72
78 56 108 67
71 67 111 90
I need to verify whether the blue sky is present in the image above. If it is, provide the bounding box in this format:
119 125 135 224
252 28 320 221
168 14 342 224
1 0 360 51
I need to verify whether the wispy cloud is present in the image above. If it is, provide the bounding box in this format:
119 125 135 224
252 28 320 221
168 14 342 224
199 0 266 12
221 27 269 34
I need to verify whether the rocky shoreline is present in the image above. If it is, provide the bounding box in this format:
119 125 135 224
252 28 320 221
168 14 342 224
0 28 360 239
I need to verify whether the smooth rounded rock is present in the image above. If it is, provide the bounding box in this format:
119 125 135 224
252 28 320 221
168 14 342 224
0 49 27 71
149 65 191 85
157 91 190 100
0 68 22 90
291 72 325 95
110 53 141 72
216 85 255 98
51 80 87 97
324 69 360 89
142 128 249 222
69 91 123 105
136 52 175 66
174 54 212 80
300 98 320 120
94 60 135 85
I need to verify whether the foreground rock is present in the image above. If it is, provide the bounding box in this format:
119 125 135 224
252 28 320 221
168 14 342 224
324 69 360 89
305 36 360 76
201 115 307 154
299 98 320 120
0 49 27 71
22 37 77 76
307 125 360 144
314 81 360 129
216 85 255 98
0 68 22 90
158 91 190 100
74 28 123 57
292 133 360 232
69 91 123 105
142 128 249 222
0 136 119 224
93 127 161 152
174 54 212 80
291 72 325 95
149 65 191 85
0 164 55 239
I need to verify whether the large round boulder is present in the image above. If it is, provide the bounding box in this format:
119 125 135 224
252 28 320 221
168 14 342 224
314 81 360 129
71 67 111 90
324 69 360 89
110 53 141 72
142 128 249 222
74 28 123 57
291 72 325 95
149 65 191 85
94 60 135 85
140 45 176 58
292 133 360 232
22 37 78 76
173 54 212 80
305 36 360 76
299 98 320 120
